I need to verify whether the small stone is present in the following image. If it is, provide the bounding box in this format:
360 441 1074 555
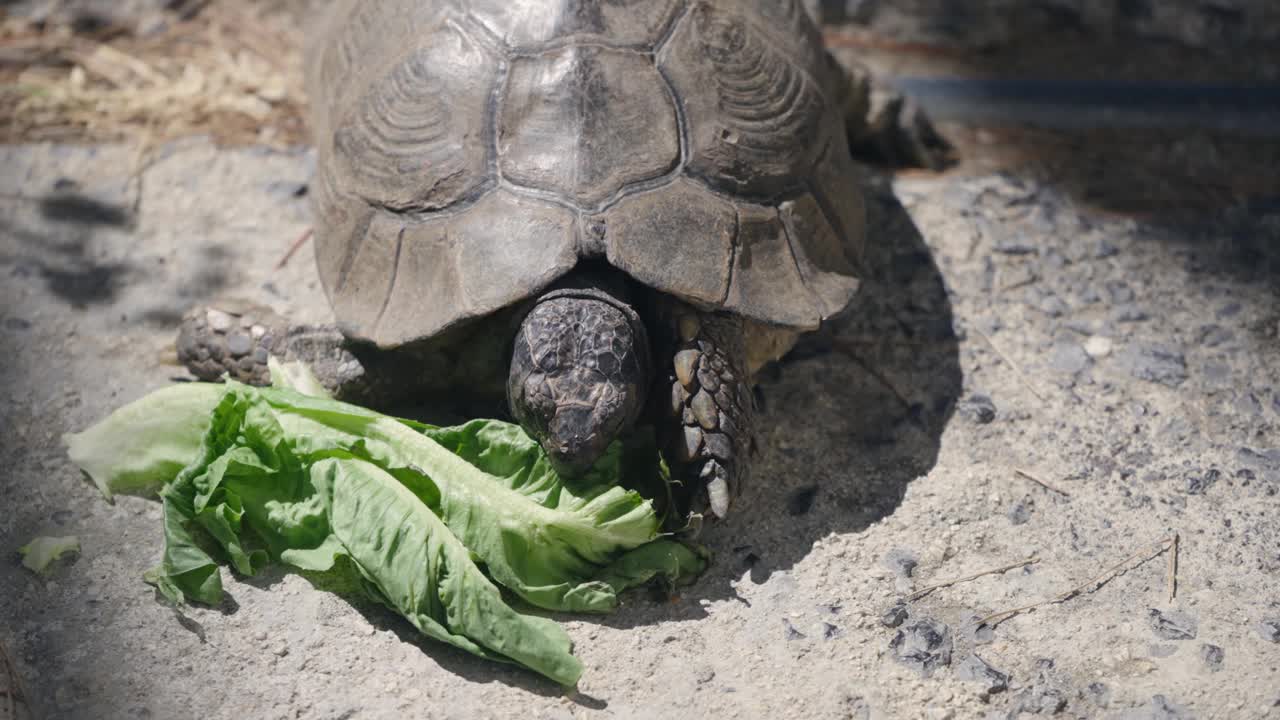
881 603 908 628
250 324 266 339
1007 499 1033 525
1148 609 1198 640
272 642 289 657
993 240 1037 255
783 619 805 641
882 548 918 578
1148 695 1194 720
1087 682 1111 708
1197 325 1234 347
206 309 233 332
1183 468 1220 495
890 619 952 678
1256 619 1280 643
1112 304 1149 323
958 394 996 424
1106 282 1136 304
956 654 1009 695
1198 644 1224 672
4 316 31 331
1049 343 1090 375
674 350 700 389
1121 345 1188 387
1038 295 1069 317
822 622 841 639
1084 336 1113 358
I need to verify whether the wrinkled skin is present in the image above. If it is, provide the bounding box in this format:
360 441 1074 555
507 289 651 477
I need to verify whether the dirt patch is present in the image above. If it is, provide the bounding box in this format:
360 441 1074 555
0 2 306 146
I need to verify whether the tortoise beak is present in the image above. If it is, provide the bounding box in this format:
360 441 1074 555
540 403 610 477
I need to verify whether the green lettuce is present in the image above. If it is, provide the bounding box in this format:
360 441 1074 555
65 372 706 685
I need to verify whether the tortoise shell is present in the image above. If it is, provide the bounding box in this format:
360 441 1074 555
306 0 865 348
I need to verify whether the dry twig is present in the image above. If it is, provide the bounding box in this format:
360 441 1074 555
0 637 31 720
274 226 313 270
972 326 1048 403
908 557 1041 601
977 535 1176 628
1167 531 1179 602
1013 468 1070 497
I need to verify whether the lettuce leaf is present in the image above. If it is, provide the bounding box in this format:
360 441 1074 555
64 376 706 685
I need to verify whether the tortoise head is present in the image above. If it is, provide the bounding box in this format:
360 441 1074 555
508 288 650 477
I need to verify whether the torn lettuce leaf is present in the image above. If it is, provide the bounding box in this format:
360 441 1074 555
18 535 81 573
65 376 706 685
64 383 225 500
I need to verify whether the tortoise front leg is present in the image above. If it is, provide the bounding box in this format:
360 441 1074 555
177 303 377 401
657 302 753 521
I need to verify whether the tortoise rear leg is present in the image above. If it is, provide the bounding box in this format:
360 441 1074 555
656 301 753 522
835 54 952 170
176 303 376 401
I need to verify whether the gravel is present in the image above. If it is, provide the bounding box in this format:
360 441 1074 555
889 619 952 678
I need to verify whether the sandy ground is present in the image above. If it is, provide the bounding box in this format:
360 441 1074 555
1 126 1277 719
2 3 1280 717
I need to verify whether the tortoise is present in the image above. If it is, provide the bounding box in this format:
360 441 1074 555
178 0 945 522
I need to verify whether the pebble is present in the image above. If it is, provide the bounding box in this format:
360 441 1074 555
956 654 1009 695
993 240 1037 255
1197 324 1234 347
783 619 805 641
1147 609 1198 640
1183 468 1220 495
1038 295 1069 317
1256 619 1280 643
889 619 952 678
1087 682 1111 708
882 548 918 578
1112 304 1149 323
1198 644 1224 672
958 394 997 424
1120 345 1188 387
1049 343 1091 375
1084 336 1113 358
1148 694 1194 719
880 602 908 628
1007 499 1033 525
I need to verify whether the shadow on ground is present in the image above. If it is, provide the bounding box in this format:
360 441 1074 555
591 174 964 625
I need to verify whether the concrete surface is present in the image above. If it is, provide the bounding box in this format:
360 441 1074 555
2 134 1279 719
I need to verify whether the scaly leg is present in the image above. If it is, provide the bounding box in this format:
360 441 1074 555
656 301 753 522
836 54 952 170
